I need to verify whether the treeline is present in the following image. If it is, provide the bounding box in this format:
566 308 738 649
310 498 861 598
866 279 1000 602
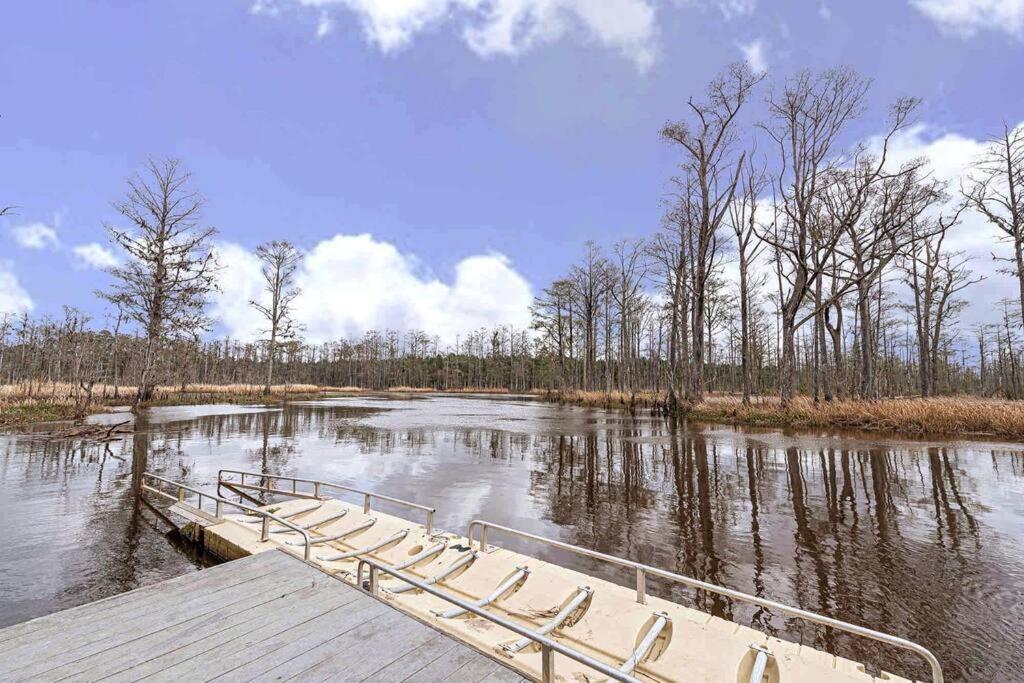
3 66 1023 408
533 65 1024 405
0 311 540 397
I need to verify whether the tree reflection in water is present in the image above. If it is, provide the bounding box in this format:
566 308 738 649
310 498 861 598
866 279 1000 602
1 397 1022 681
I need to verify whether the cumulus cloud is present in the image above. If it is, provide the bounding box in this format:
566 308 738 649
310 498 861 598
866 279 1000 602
868 122 1024 326
11 222 59 250
737 38 767 73
0 261 33 315
212 233 533 344
257 0 658 70
72 242 120 270
718 0 756 20
910 0 1024 37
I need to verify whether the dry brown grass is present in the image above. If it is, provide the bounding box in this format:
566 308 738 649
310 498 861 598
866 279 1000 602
540 389 1024 440
0 382 358 428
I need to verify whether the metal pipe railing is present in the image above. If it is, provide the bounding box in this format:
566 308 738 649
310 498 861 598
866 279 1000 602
217 469 436 534
467 520 943 683
141 472 313 561
355 557 638 683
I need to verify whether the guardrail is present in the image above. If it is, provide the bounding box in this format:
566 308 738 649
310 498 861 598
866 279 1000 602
355 557 638 683
141 472 313 561
467 519 943 683
217 469 436 534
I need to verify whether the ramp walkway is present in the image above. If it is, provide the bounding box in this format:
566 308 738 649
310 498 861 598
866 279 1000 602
0 549 526 682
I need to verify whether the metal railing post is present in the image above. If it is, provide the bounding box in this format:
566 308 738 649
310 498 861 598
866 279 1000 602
541 644 555 682
636 568 647 605
368 565 378 597
480 525 488 552
363 493 371 514
215 499 223 518
314 482 321 498
177 486 185 502
426 510 434 535
261 516 270 541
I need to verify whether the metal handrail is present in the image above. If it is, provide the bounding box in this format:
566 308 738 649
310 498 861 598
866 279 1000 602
467 520 943 683
355 557 638 683
217 469 436 534
141 472 313 561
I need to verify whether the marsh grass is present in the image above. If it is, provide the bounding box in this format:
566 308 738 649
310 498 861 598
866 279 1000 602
0 382 361 428
540 389 1024 440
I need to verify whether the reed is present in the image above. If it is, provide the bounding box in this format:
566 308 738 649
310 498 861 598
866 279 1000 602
539 389 1024 440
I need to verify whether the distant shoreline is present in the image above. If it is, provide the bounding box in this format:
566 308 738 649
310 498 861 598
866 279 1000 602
4 383 1024 442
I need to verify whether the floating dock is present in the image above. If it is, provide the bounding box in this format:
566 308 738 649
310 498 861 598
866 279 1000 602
1 469 943 683
141 469 942 683
0 550 525 682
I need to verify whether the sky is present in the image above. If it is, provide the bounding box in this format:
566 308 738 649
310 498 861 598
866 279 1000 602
1 0 1023 343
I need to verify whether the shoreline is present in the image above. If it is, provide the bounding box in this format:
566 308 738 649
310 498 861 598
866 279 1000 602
537 389 1024 442
4 383 1024 442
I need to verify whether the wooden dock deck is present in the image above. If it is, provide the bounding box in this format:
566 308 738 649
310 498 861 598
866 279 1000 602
0 549 527 682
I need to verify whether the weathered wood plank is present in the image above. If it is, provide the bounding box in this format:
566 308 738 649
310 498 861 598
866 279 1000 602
284 610 441 681
1 560 312 678
0 550 526 683
359 634 461 682
52 571 355 682
0 550 290 649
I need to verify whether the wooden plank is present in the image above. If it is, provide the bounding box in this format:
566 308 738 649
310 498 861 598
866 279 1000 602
359 634 461 682
95 589 362 682
0 551 291 648
0 558 313 678
51 571 354 681
440 655 528 682
283 610 440 681
206 599 395 681
0 550 526 683
390 639 516 682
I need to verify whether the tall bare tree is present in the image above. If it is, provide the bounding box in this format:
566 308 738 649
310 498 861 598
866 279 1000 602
103 158 218 408
728 156 768 405
964 123 1024 329
251 240 303 395
758 67 917 404
661 62 763 401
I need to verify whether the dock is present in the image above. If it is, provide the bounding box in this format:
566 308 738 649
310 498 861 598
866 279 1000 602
0 549 526 682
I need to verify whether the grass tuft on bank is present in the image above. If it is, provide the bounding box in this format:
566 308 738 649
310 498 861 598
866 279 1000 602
0 382 363 428
540 390 1024 440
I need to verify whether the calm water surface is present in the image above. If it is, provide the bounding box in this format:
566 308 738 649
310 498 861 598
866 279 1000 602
1 395 1022 681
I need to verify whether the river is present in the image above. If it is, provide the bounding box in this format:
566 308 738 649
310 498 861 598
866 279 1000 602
1 394 1021 681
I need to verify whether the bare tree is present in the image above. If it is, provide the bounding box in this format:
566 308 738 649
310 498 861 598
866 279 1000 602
661 62 763 401
728 156 768 405
758 67 918 404
964 123 1024 329
899 206 980 396
251 240 303 395
102 158 218 408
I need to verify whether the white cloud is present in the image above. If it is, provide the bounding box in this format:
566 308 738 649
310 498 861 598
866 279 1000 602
262 0 658 70
0 261 33 315
910 0 1024 37
212 233 533 344
869 122 1024 327
316 10 335 37
72 242 120 270
718 0 756 20
737 38 767 73
11 222 59 250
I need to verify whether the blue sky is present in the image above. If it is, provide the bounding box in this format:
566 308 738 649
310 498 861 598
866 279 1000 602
2 0 1023 340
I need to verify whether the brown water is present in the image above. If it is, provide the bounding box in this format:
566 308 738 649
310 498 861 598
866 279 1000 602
1 395 1022 681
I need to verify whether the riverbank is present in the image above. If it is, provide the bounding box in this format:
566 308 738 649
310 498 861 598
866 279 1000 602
0 383 518 429
539 389 1024 441
0 382 357 429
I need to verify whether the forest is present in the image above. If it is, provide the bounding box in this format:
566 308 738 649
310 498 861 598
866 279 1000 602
2 65 1024 422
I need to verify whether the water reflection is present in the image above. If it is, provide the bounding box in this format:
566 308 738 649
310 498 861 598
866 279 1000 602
0 396 1022 681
